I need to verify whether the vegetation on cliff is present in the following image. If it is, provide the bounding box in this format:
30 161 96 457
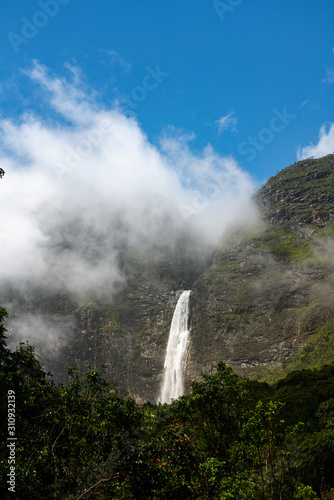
188 155 334 385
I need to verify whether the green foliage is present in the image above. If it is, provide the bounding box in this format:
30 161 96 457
293 484 320 499
245 224 313 261
238 401 287 499
1 307 334 498
267 230 312 261
0 307 10 363
255 320 334 384
0 168 4 179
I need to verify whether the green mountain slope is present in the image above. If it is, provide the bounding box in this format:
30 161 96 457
2 155 334 400
187 155 334 386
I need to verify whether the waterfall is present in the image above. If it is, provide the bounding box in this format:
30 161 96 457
158 290 191 404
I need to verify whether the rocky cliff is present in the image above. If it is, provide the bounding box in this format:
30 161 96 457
3 155 334 401
3 238 212 403
188 154 334 385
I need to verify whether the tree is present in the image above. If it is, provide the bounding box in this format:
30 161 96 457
239 400 287 500
0 307 10 363
0 168 4 179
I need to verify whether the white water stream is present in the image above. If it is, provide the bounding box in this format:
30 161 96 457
158 290 191 404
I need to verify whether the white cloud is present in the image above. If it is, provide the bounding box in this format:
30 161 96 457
24 60 97 124
7 314 76 361
0 62 254 300
215 111 238 136
299 99 310 108
322 68 334 83
105 50 132 73
297 123 334 160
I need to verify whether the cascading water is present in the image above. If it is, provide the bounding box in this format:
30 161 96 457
158 290 191 404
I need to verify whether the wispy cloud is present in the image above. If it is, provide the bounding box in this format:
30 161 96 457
299 99 310 108
297 122 334 160
322 68 334 83
24 60 96 124
215 111 238 136
104 50 132 73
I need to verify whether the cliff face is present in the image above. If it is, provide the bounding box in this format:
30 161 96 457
3 241 212 403
3 155 334 400
255 155 334 228
187 155 334 385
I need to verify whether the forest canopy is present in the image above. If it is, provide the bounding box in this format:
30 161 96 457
1 308 334 499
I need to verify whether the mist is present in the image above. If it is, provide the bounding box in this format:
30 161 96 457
0 62 256 353
6 313 76 362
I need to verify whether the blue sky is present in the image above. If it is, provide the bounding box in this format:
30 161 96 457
1 0 334 186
